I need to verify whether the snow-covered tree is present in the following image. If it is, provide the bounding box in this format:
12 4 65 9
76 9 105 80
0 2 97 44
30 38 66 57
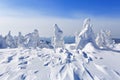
14 36 18 48
17 32 25 48
96 30 115 49
75 31 79 44
76 18 97 50
27 29 40 48
52 24 64 50
0 35 7 48
5 31 16 48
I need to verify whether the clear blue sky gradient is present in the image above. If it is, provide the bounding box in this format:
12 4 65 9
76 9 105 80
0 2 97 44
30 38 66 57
1 0 120 18
0 0 120 37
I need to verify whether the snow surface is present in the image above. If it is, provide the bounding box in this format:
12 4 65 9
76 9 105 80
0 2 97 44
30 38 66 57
0 43 120 80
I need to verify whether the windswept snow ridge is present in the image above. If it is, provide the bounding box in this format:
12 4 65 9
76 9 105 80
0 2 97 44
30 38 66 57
0 43 120 80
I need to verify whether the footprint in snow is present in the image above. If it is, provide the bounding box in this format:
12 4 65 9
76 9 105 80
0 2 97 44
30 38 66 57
18 56 29 69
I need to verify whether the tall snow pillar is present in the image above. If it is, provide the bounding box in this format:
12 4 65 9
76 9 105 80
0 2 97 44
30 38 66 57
52 24 64 51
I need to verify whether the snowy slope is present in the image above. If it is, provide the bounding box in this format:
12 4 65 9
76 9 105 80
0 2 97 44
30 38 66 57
0 43 120 80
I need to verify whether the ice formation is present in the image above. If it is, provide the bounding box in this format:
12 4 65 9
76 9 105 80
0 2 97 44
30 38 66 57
76 18 97 50
96 30 115 49
0 35 7 48
0 19 115 50
52 24 64 50
27 29 40 48
17 32 25 48
5 31 16 48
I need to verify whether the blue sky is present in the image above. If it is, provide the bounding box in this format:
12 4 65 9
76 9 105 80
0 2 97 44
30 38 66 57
1 0 120 18
0 0 120 37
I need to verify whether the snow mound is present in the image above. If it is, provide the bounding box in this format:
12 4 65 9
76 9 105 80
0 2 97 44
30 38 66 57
82 42 98 52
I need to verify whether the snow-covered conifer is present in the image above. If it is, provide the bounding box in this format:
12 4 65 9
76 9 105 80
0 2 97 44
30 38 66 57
52 24 64 51
76 18 97 50
5 31 16 48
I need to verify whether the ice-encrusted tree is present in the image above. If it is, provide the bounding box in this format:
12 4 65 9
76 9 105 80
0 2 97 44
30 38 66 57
75 31 80 44
0 35 7 48
52 24 64 51
27 29 40 48
96 30 115 49
14 36 18 48
17 32 25 48
76 18 97 50
5 31 16 48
